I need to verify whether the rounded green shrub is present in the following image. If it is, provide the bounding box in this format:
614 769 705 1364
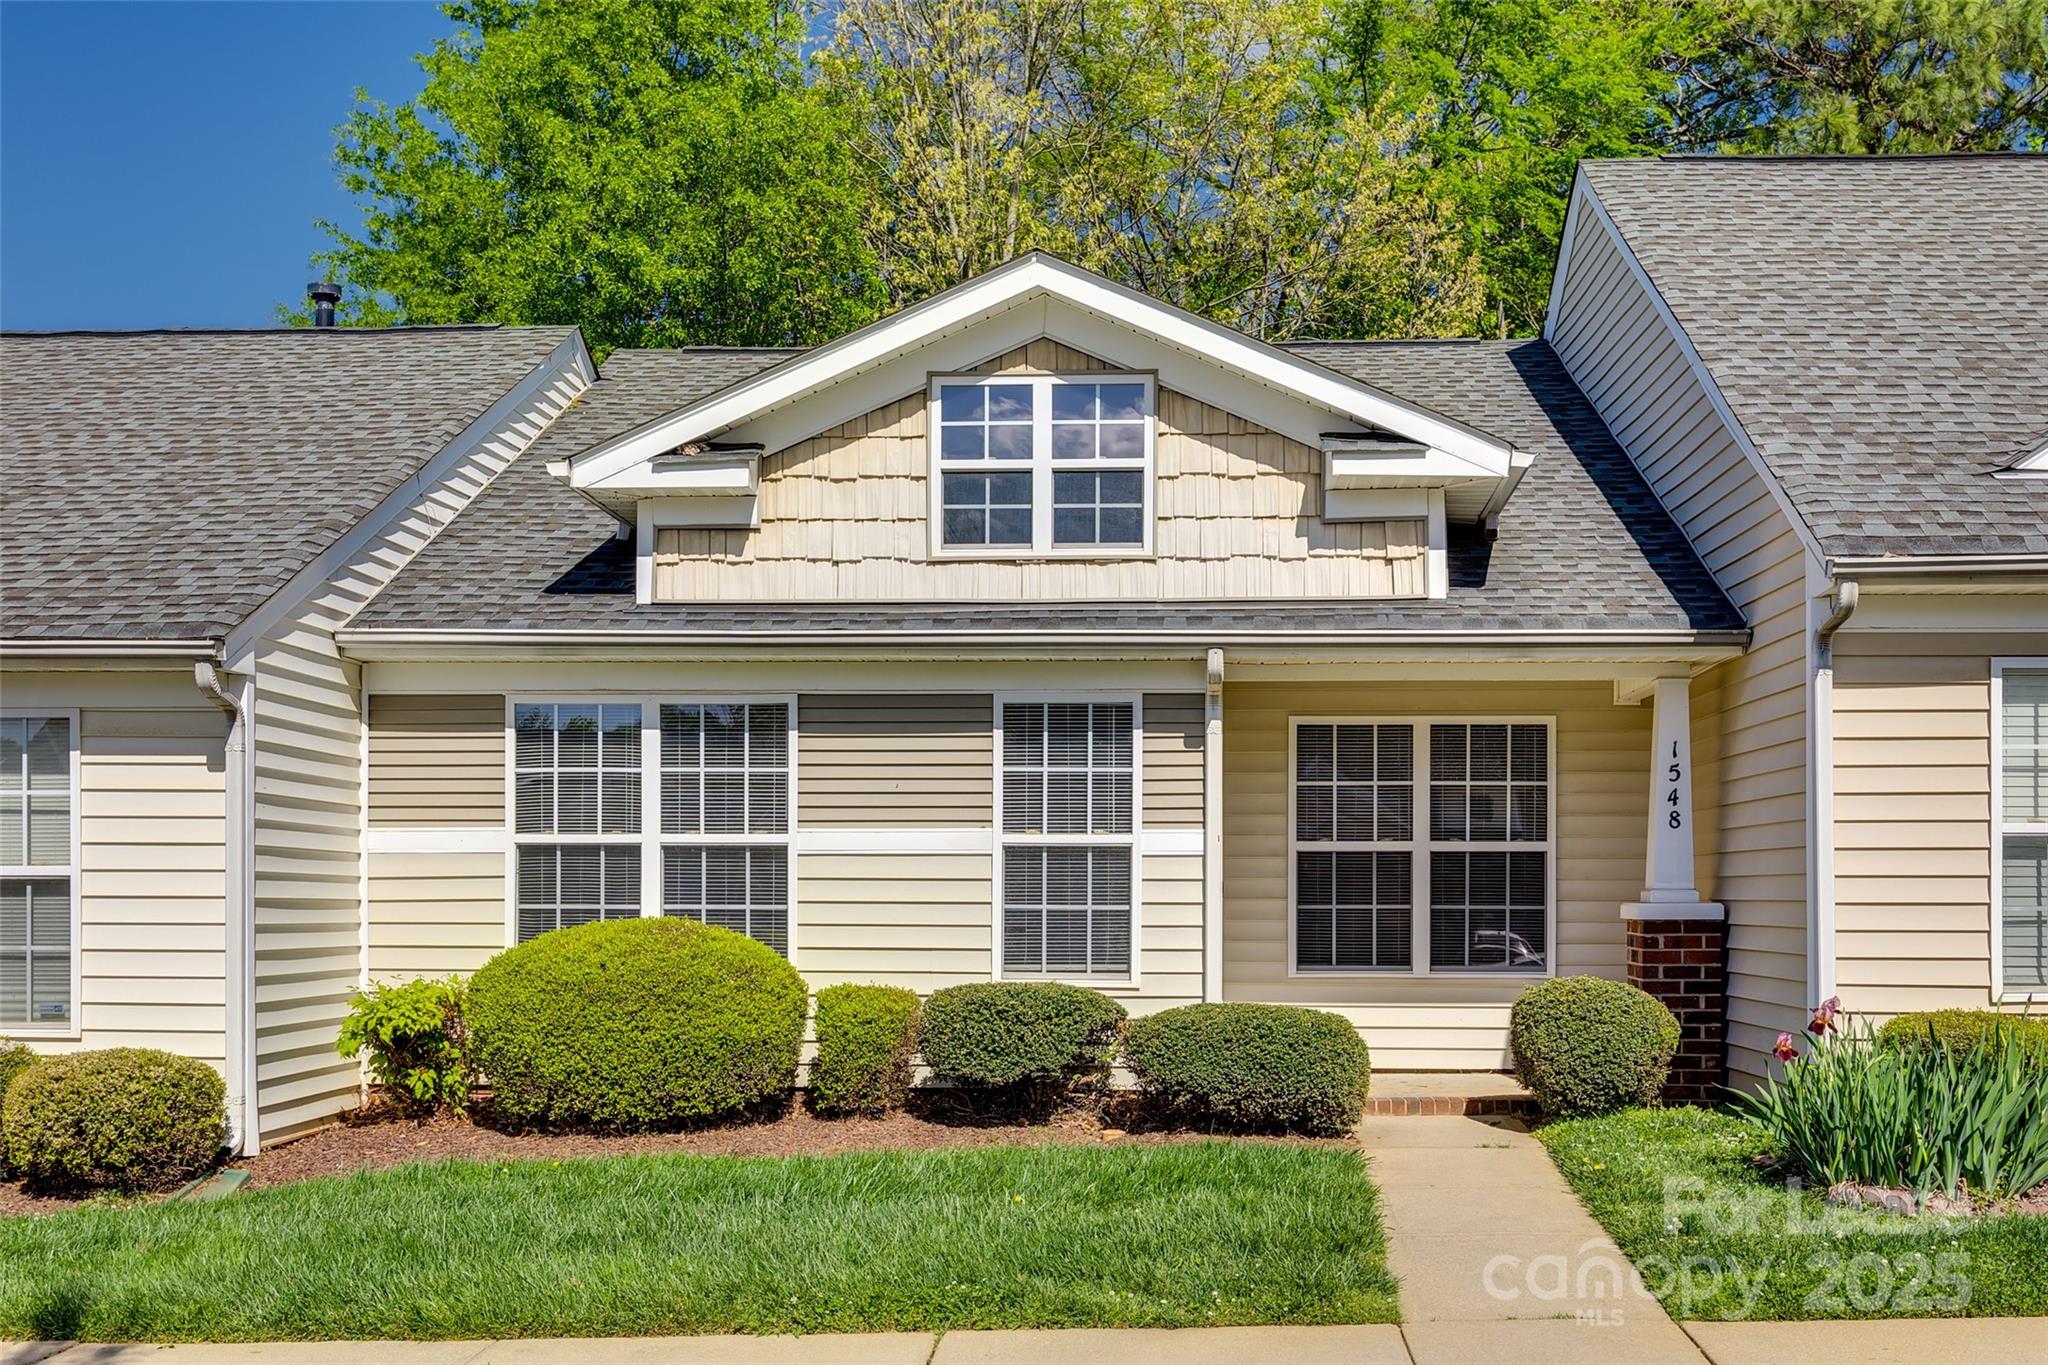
918 982 1126 1087
465 918 807 1129
1 1048 225 1191
810 984 921 1115
0 1042 37 1178
1876 1009 2048 1060
1510 976 1679 1118
1123 1003 1371 1135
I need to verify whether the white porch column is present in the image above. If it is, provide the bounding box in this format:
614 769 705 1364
1622 676 1723 921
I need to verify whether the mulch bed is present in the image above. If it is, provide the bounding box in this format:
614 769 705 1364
2 1094 1346 1216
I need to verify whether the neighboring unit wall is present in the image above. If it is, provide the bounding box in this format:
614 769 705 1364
654 341 1427 602
1547 210 1814 1082
1220 678 1651 1070
0 669 227 1066
1831 630 2048 1015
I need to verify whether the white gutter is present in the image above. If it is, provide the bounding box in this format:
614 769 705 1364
338 627 1753 651
195 660 258 1154
1 638 220 659
1828 553 2048 578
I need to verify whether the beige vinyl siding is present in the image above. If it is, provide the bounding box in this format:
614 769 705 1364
1142 694 1204 828
1220 679 1649 1070
655 341 1427 602
1832 631 2048 1015
797 694 993 827
367 694 503 826
0 670 227 1064
1547 208 1815 1082
367 850 504 980
249 349 588 1144
795 851 994 991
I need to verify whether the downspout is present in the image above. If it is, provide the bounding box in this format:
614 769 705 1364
1202 648 1225 1002
1810 580 1859 1005
195 660 256 1155
1815 580 1860 668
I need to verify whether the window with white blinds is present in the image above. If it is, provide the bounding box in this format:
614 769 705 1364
510 700 793 955
1996 664 2048 994
659 702 790 954
1292 718 1552 976
998 699 1137 979
1 714 76 1029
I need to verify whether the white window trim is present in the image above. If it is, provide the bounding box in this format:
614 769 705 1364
992 692 1145 988
1991 658 2048 1003
0 708 82 1038
1287 715 1557 980
927 372 1157 561
502 695 800 962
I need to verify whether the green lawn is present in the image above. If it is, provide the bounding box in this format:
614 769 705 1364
0 1140 1396 1341
1539 1107 2048 1321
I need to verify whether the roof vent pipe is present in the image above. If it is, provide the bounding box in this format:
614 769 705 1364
307 281 342 328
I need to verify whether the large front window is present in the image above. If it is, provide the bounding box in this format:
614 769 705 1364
512 700 792 954
1997 663 2048 994
998 698 1137 979
933 375 1153 556
1292 718 1552 975
1 714 76 1029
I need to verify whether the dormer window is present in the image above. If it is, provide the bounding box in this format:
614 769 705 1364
930 374 1155 557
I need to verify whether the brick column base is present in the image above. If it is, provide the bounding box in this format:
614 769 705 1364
1626 919 1726 1105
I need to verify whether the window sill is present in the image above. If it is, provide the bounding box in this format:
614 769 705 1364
931 548 1154 563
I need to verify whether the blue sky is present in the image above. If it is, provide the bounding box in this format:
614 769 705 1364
2 1 449 330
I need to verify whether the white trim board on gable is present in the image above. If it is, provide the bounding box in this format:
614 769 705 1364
567 253 1520 497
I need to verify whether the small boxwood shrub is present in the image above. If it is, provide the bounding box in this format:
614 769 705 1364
465 918 807 1129
337 976 471 1116
1 1048 225 1191
1123 1003 1371 1135
810 984 921 1115
1876 1009 2048 1061
1510 976 1679 1118
918 982 1126 1087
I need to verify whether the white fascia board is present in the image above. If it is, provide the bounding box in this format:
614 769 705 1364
1325 448 1497 486
569 254 1514 488
591 454 759 496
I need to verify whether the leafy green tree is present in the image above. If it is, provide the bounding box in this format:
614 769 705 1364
302 0 884 351
828 0 1482 337
1335 0 1723 337
1694 0 2048 152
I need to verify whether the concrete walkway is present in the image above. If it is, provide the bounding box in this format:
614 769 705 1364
1362 1113 1703 1363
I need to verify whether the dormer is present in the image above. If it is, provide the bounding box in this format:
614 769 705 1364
553 254 1530 604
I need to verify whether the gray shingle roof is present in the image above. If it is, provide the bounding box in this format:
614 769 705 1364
1582 156 2048 558
353 338 1743 637
1 326 577 641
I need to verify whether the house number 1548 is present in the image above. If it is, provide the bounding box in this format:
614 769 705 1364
1666 741 1684 829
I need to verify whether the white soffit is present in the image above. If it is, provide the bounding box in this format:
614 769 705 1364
570 253 1516 494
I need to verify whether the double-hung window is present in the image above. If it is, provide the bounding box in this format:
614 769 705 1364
1292 718 1552 976
997 698 1137 980
933 375 1153 556
1 713 77 1030
511 700 793 955
1995 663 2048 994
